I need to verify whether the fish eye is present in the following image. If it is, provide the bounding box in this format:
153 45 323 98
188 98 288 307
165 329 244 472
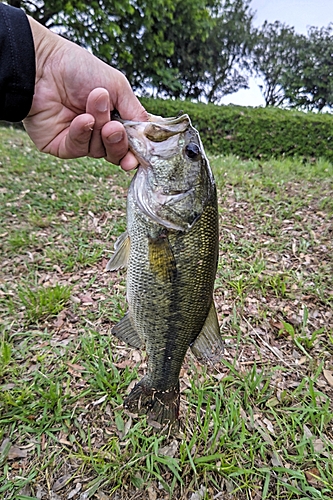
185 142 201 160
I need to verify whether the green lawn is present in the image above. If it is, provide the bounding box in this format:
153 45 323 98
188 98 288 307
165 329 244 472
0 124 332 499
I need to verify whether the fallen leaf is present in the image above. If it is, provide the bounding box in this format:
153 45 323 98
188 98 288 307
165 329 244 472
18 485 33 497
68 482 82 499
271 452 283 467
313 438 325 453
114 359 135 369
92 394 107 406
303 424 313 439
131 350 142 363
8 446 27 460
36 484 46 499
298 356 308 365
305 468 322 486
59 437 72 446
323 369 333 387
79 294 94 304
190 485 207 500
66 362 85 376
123 417 132 438
158 439 179 458
147 486 157 500
263 418 275 434
79 491 89 500
54 310 67 328
0 438 11 463
269 320 284 330
53 475 72 492
94 492 109 500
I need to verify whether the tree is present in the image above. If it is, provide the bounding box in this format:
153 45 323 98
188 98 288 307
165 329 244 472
251 21 305 107
7 0 135 60
9 0 255 103
111 0 185 94
8 0 197 92
153 0 255 103
98 0 255 104
285 25 333 111
203 0 255 103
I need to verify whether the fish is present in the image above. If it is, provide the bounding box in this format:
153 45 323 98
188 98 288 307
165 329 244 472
107 112 223 428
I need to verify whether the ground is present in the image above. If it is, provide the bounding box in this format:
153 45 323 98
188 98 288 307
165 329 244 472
0 125 332 499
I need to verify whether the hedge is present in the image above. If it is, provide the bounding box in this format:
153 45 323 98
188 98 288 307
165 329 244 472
140 97 333 161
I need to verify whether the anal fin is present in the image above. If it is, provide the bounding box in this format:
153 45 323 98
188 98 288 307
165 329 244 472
191 301 223 363
112 313 142 349
106 230 130 271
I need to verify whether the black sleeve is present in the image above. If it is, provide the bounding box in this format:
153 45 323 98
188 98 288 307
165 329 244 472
0 3 35 122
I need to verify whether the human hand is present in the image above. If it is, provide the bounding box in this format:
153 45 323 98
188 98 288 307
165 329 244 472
23 17 148 170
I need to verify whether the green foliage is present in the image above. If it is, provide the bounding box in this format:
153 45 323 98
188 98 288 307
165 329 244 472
285 25 333 111
7 0 333 111
251 21 333 112
11 0 254 103
202 0 255 103
113 0 182 92
8 0 135 59
141 97 333 160
151 0 255 102
251 21 306 107
18 284 72 322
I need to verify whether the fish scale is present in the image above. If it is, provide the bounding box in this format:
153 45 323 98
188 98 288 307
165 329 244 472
127 200 218 383
107 112 224 428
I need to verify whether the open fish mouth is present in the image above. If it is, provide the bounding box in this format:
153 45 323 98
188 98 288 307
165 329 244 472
112 110 191 165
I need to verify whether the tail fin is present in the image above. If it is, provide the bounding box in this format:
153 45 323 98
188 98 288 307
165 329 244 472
124 377 180 428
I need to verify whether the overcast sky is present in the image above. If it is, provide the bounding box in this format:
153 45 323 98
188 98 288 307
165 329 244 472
221 0 333 106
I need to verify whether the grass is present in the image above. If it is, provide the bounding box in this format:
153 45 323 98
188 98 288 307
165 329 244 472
0 124 332 499
18 283 73 322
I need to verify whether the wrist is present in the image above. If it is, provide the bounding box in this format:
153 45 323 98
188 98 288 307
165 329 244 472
27 16 63 82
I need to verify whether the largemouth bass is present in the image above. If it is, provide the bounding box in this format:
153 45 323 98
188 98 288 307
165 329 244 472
107 113 223 427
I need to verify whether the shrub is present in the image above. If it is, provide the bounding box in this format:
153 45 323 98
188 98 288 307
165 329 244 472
140 97 333 161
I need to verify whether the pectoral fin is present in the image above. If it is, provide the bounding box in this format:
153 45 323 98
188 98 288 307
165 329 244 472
148 233 177 282
106 231 130 271
112 313 142 349
191 301 223 363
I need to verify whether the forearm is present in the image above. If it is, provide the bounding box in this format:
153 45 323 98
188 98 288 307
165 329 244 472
0 4 35 122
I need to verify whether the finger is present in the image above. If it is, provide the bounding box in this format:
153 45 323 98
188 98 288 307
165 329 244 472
120 151 140 171
102 121 130 165
86 88 111 158
117 94 149 122
110 70 149 122
57 114 95 158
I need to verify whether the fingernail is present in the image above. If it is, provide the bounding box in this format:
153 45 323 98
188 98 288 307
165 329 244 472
107 131 123 144
96 94 108 112
84 121 94 132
